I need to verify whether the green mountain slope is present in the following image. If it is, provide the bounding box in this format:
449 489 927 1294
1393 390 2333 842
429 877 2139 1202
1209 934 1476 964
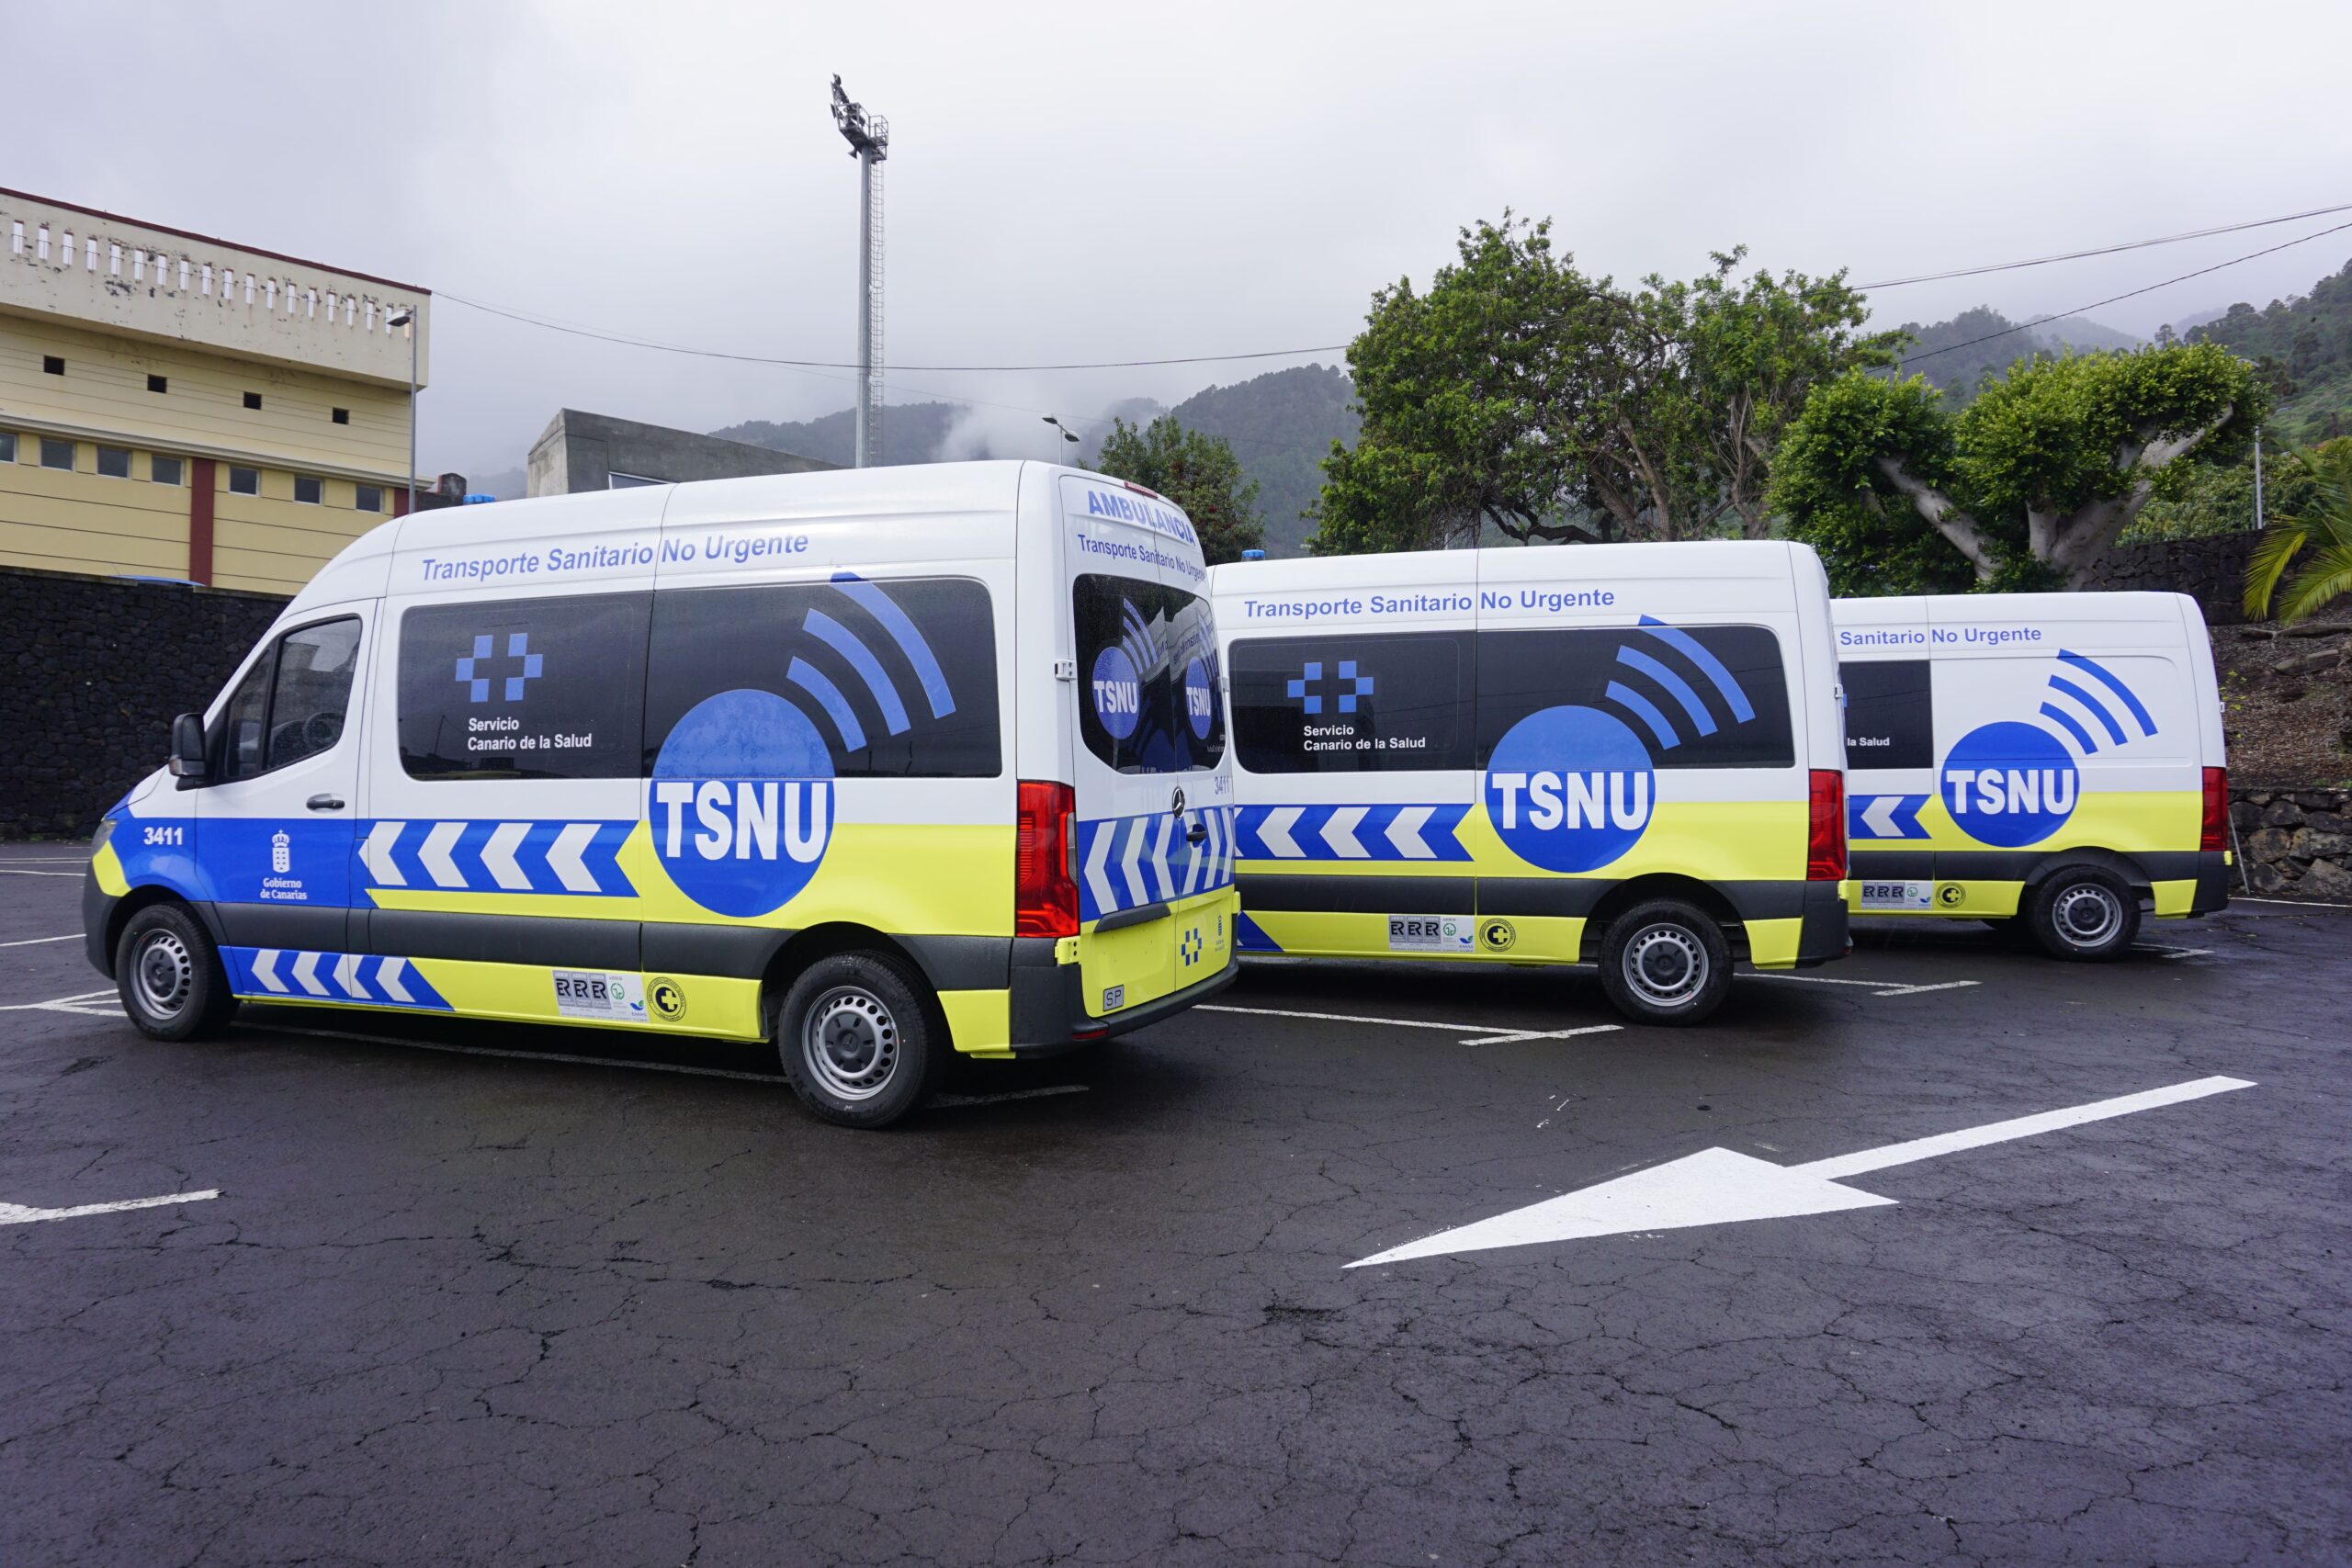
2183 258 2352 442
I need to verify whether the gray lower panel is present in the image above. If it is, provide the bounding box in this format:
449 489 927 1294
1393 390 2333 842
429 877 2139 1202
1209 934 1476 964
1238 874 1475 915
216 901 351 953
364 908 638 969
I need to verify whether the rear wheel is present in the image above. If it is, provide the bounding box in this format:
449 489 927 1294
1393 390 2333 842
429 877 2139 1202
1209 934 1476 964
115 903 235 1041
1598 899 1733 1025
2026 869 2139 962
776 953 940 1128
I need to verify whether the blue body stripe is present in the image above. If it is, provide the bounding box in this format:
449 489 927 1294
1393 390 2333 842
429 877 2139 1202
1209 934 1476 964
2058 649 2157 736
787 657 868 753
1615 646 1718 736
1634 617 1756 723
831 575 955 718
804 610 910 737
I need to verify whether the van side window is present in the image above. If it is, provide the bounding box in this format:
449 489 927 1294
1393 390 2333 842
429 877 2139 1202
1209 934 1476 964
212 616 363 783
1476 625 1794 770
1229 632 1474 774
398 594 650 780
643 577 1001 778
1072 576 1224 775
1840 660 1933 769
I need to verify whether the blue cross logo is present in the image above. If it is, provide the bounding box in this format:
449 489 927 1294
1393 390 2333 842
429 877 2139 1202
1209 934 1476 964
455 632 545 704
1180 928 1203 967
1286 659 1374 716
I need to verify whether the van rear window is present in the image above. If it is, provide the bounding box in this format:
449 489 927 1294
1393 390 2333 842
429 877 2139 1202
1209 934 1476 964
1476 625 1792 770
1840 660 1933 769
1074 576 1225 775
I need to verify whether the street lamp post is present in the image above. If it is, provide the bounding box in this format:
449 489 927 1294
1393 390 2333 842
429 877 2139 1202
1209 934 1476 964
387 306 417 513
1042 415 1081 463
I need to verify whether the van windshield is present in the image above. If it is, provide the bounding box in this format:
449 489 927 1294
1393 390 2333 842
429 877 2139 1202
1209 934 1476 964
1073 575 1225 774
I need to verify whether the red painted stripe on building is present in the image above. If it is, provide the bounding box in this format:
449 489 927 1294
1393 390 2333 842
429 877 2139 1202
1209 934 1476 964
188 457 215 585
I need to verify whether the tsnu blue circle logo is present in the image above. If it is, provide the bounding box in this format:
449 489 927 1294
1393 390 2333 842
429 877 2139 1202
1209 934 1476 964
1940 720 2078 848
650 689 835 917
1091 645 1142 739
1484 705 1656 874
1183 656 1214 740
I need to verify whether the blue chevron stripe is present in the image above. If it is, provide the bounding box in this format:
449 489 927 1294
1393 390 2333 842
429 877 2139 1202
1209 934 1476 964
360 818 635 899
1075 806 1236 924
1233 803 1474 862
221 947 453 1010
1847 794 1931 840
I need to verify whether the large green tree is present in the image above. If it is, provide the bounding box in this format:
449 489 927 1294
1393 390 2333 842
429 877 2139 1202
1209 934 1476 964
1092 414 1265 565
1307 216 1889 554
1771 343 2267 592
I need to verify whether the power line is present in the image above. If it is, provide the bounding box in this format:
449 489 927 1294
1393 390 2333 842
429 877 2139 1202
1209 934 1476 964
1897 217 2352 367
1856 200 2352 289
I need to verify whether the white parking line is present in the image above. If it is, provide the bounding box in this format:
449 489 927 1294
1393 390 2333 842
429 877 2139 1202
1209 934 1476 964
2135 944 2213 960
0 933 79 948
0 988 122 1016
0 869 80 877
1745 973 1984 998
2232 896 2352 910
1 1189 220 1226
1199 1003 1621 1047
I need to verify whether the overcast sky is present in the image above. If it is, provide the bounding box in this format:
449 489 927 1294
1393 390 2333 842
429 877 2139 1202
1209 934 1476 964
20 1 2352 480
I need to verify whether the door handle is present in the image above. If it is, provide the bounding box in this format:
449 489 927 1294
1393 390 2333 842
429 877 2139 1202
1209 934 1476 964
306 794 346 811
1186 822 1208 844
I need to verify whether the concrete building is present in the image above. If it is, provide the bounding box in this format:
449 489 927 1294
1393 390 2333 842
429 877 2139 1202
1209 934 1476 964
0 187 428 593
527 408 834 496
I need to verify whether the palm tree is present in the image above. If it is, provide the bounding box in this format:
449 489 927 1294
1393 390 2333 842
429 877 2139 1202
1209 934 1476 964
2245 437 2352 624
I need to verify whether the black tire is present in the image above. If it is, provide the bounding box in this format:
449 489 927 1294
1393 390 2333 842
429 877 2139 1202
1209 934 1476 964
114 903 236 1041
2025 869 2140 962
1598 899 1733 1025
775 952 940 1128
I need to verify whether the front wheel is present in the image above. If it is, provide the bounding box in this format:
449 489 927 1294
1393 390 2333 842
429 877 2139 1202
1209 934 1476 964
2026 870 2139 961
775 953 940 1129
1598 900 1733 1025
115 903 236 1041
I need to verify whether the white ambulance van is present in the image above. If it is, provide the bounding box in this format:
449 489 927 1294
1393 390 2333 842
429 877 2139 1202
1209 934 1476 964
1208 542 1850 1024
83 463 1239 1127
1835 591 2230 959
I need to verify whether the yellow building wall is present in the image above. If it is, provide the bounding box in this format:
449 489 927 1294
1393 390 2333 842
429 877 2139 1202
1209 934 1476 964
212 467 390 594
0 315 409 479
0 438 190 578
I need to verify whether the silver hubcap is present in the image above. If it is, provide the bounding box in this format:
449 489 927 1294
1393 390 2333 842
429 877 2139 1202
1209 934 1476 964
2052 883 2122 947
133 931 195 1018
1623 922 1708 1010
803 987 900 1101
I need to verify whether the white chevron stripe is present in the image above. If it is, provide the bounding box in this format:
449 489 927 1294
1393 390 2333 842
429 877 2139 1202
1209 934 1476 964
1150 815 1176 900
358 820 404 886
1120 818 1150 907
1181 814 1204 896
252 948 286 993
1212 807 1229 884
1083 820 1119 918
333 953 366 999
1321 806 1369 859
1860 796 1901 837
377 957 414 1005
419 821 466 888
290 950 328 997
1258 806 1302 859
548 822 601 893
482 822 531 890
1385 805 1436 860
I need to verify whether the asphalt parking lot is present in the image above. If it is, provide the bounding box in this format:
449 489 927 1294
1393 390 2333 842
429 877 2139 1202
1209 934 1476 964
3 849 2347 1568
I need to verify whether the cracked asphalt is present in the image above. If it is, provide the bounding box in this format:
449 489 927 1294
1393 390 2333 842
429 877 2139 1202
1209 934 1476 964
2 852 2346 1567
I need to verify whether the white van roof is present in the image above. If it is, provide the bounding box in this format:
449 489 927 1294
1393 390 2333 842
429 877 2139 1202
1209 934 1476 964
1212 539 1816 592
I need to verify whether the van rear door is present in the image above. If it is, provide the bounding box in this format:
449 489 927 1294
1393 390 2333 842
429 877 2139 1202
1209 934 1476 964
1058 473 1233 1020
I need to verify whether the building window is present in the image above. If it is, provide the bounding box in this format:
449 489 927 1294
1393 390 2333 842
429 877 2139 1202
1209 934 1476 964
152 456 185 486
332 407 350 425
40 438 75 470
42 355 63 376
96 446 132 479
148 374 168 394
229 466 260 495
355 484 383 513
243 391 263 411
294 474 324 505
0 432 15 463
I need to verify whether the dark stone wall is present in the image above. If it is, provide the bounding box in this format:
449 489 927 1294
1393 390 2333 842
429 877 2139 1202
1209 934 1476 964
2085 534 2260 626
2230 788 2352 901
2 566 288 839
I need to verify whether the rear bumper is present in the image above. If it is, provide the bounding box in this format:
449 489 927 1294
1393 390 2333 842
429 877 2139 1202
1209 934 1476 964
1006 939 1238 1055
1782 880 1851 968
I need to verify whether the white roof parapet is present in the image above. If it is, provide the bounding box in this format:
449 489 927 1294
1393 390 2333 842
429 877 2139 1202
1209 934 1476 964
0 186 430 389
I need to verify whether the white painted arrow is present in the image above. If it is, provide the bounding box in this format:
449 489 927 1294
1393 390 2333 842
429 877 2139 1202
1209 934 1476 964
333 953 366 999
251 948 286 993
547 822 601 893
1 1189 220 1226
1321 806 1369 859
481 821 532 891
1083 819 1119 916
1120 818 1150 907
419 821 466 888
1149 815 1176 900
1258 807 1303 859
289 951 329 998
358 820 405 886
376 957 415 1005
1385 805 1435 860
1348 1076 2256 1268
1860 795 1901 837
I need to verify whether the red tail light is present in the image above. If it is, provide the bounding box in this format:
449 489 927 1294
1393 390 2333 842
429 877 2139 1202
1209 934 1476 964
1015 779 1080 938
1806 769 1848 882
2200 766 2228 853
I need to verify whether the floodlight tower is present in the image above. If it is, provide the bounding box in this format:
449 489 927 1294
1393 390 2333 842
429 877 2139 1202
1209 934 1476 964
831 74 889 468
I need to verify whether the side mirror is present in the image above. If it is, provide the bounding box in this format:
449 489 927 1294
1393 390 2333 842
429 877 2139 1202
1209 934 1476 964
168 713 209 782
